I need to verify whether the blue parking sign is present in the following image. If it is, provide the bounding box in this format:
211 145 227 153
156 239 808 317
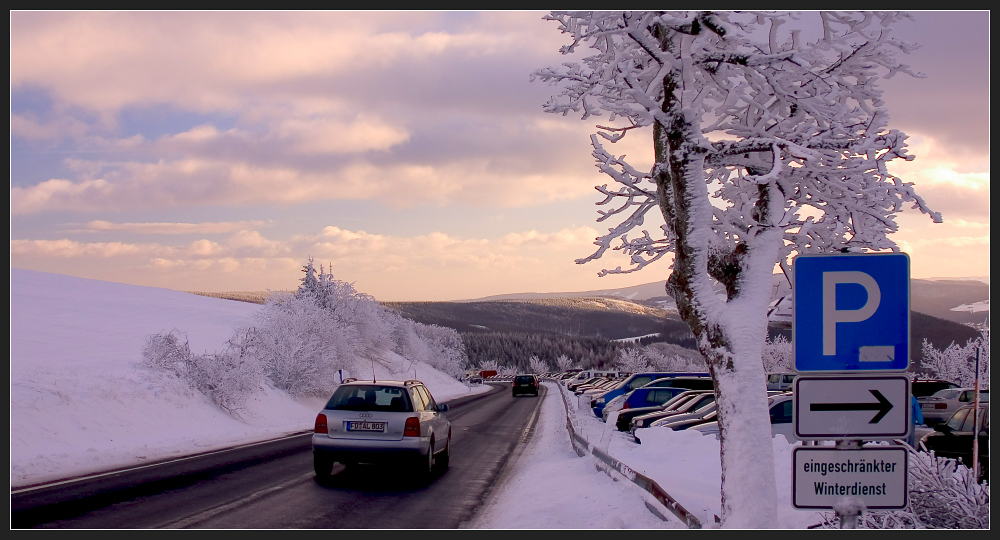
794 253 910 371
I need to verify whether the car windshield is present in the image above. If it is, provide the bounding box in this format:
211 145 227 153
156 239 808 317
931 389 962 399
515 376 535 383
325 385 413 412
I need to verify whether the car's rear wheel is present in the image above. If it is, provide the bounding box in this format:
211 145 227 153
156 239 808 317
435 435 451 473
313 453 333 481
417 438 435 479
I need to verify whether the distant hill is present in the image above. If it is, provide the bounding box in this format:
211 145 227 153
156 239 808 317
383 297 697 347
466 276 989 326
192 274 987 369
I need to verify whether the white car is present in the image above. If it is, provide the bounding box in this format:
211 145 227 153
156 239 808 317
919 388 988 426
692 393 797 442
312 380 451 481
600 394 628 421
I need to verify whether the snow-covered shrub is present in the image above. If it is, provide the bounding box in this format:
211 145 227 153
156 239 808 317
251 292 356 397
555 354 575 372
615 347 650 373
528 355 548 374
815 446 989 529
479 359 501 373
413 322 469 378
762 335 793 373
141 329 262 414
921 329 989 388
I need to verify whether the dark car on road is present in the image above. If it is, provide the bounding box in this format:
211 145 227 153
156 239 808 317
512 374 539 397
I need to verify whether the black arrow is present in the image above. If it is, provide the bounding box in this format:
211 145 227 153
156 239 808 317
810 390 894 423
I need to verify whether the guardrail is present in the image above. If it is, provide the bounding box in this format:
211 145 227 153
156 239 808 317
554 382 703 529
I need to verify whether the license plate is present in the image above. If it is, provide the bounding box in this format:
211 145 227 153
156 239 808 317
346 421 386 432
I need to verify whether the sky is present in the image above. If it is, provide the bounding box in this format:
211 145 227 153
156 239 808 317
9 11 990 301
9 268 823 528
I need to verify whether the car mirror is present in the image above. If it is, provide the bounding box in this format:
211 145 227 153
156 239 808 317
438 404 449 413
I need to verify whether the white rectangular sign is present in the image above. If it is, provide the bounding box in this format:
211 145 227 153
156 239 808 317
794 375 910 440
792 447 908 509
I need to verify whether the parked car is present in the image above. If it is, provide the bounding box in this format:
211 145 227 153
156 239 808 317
591 372 710 418
920 403 989 483
627 390 715 431
312 380 451 481
617 388 715 432
565 370 616 388
691 393 796 442
611 386 701 430
766 372 796 392
600 375 694 416
919 388 988 426
576 377 620 396
911 379 960 399
567 376 605 392
646 402 719 432
512 374 540 397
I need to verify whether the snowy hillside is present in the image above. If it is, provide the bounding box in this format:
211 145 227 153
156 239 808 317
9 268 484 488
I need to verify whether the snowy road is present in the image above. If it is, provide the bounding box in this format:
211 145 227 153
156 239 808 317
12 383 544 529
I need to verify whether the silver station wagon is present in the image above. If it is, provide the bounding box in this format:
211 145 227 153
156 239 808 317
312 380 451 481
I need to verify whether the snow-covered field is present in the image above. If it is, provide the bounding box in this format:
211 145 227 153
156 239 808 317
10 268 829 528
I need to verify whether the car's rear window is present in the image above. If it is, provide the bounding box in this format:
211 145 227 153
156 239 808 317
325 385 413 412
515 375 535 383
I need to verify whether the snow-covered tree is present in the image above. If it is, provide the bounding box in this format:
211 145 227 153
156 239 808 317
252 292 357 396
921 329 989 389
534 11 940 527
528 355 549 374
615 347 650 373
555 353 575 372
413 322 469 379
762 334 793 373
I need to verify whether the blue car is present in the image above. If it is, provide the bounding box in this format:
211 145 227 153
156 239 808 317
621 385 692 410
592 372 710 418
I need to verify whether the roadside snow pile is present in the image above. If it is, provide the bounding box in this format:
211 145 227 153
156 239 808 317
559 384 825 528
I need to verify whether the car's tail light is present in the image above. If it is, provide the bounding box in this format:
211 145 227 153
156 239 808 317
622 402 630 410
404 416 421 437
314 413 328 433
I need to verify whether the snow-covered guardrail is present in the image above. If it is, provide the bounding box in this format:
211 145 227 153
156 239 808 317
554 382 702 529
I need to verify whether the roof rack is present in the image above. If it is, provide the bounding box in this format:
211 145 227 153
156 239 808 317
404 380 423 386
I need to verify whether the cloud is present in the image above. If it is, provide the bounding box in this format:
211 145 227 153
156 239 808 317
79 220 271 234
275 115 410 154
11 224 605 277
10 239 159 258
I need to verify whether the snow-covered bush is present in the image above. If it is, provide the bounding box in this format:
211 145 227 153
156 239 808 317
411 321 469 378
555 354 575 372
921 329 989 388
762 335 793 373
615 347 650 373
528 355 548 374
141 258 470 409
250 292 356 396
815 446 989 529
141 329 262 414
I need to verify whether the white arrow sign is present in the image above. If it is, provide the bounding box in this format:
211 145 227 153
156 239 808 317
794 375 911 439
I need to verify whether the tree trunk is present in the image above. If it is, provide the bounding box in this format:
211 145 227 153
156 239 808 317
655 95 782 527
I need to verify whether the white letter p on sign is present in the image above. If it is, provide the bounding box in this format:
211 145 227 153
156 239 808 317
822 271 881 356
